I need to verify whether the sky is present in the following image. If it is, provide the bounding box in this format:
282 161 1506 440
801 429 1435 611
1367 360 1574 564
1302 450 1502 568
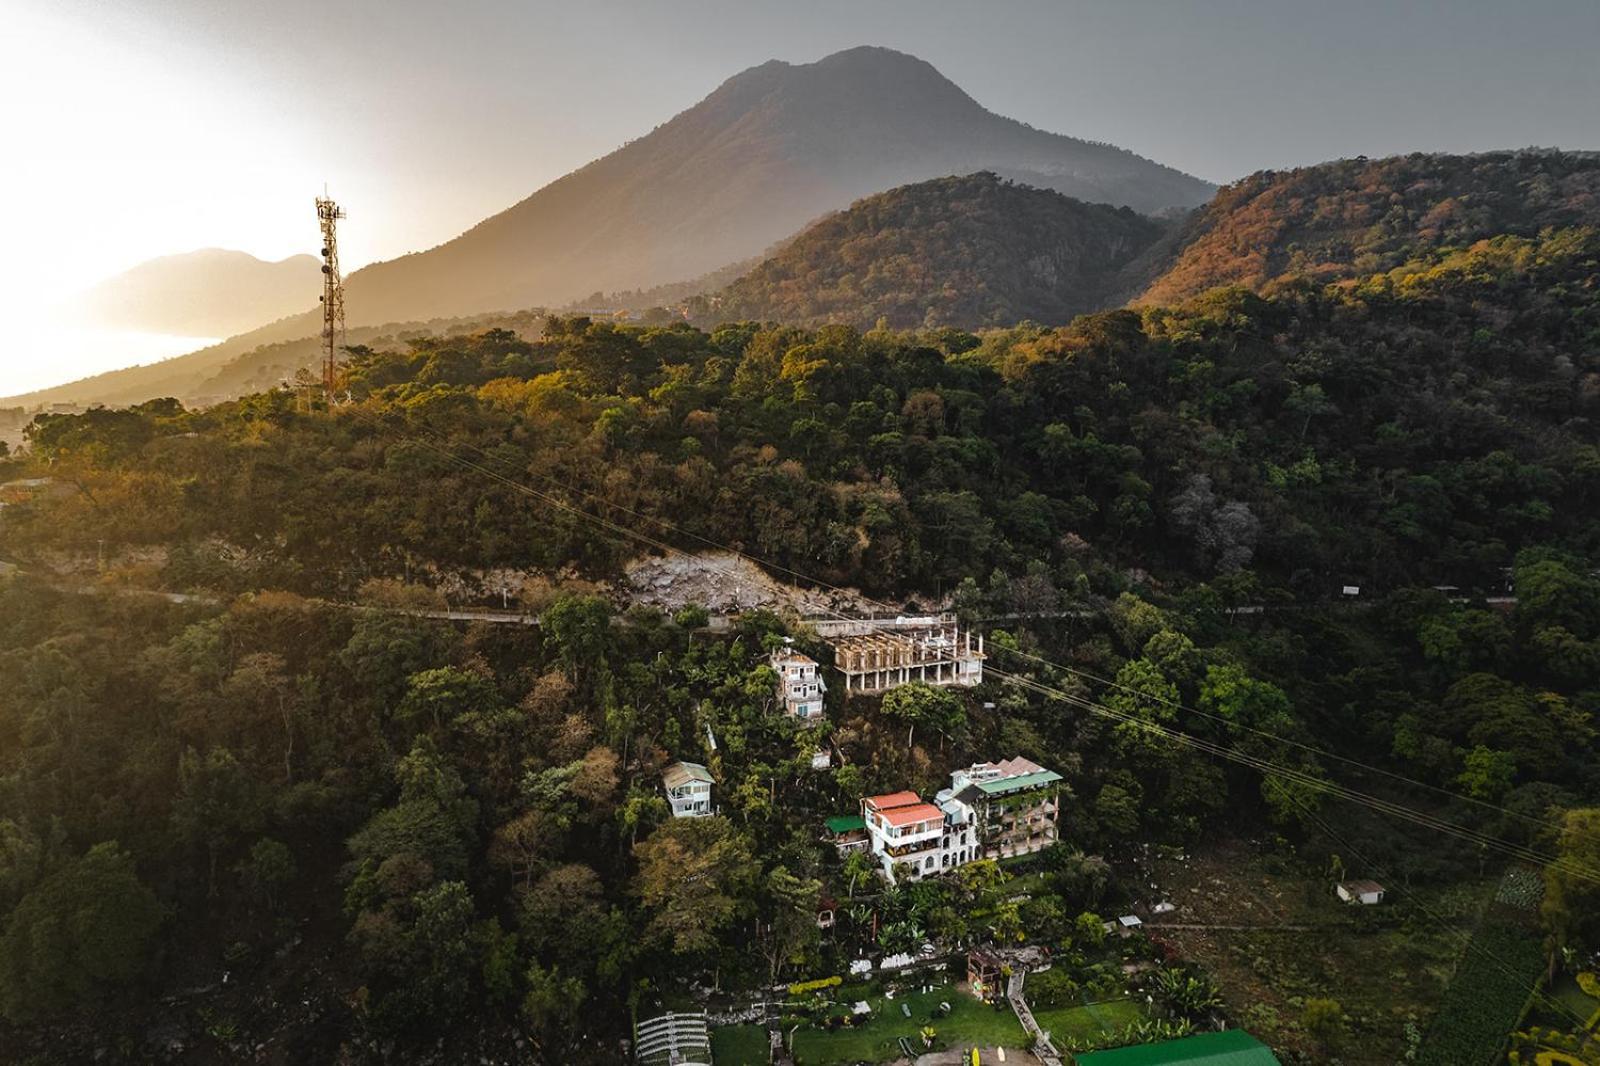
2 0 1598 395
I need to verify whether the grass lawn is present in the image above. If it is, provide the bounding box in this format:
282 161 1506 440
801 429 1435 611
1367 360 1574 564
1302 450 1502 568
1032 997 1146 1049
712 1024 771 1066
1549 976 1600 1027
999 871 1054 899
790 984 1027 1066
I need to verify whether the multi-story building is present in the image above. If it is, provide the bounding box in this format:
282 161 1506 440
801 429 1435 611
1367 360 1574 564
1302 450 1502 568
852 756 1060 882
861 791 959 881
814 615 985 695
770 646 826 722
662 761 714 818
943 757 1063 860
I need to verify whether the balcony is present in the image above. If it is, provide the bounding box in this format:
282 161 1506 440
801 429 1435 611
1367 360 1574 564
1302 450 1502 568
884 838 941 859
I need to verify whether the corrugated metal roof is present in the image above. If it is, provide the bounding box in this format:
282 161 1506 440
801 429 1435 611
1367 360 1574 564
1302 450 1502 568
1074 1030 1281 1066
974 769 1062 795
662 761 714 788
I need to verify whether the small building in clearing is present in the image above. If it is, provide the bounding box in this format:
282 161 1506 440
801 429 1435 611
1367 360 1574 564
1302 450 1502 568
662 761 714 818
1336 879 1385 905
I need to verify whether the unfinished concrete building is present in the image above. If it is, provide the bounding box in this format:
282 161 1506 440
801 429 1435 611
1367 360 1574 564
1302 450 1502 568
816 615 984 695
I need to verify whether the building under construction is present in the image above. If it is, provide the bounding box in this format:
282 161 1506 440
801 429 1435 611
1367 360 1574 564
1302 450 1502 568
813 614 984 695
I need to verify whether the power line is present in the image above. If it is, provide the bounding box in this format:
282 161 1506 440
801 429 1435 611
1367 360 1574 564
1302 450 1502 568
1281 787 1592 1038
339 402 1578 840
980 664 1600 884
991 643 1569 836
323 404 1600 885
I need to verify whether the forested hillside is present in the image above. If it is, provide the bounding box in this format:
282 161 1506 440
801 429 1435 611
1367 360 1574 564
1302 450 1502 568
1139 149 1600 305
713 173 1167 328
1 221 1597 1062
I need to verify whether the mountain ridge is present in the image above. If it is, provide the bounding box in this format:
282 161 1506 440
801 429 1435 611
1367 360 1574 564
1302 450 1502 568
333 45 1214 325
4 45 1214 406
79 248 322 337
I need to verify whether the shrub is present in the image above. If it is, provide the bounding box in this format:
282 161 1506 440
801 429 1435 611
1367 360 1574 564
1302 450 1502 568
788 974 843 996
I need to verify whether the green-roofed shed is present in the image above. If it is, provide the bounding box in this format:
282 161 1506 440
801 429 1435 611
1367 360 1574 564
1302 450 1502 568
1074 1030 1281 1066
824 814 865 834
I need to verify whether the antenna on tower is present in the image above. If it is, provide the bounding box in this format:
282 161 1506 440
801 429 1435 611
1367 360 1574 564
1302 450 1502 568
315 194 347 402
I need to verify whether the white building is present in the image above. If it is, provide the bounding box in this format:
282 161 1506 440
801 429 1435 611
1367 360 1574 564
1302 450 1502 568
861 791 974 883
770 646 826 721
816 615 985 695
1336 879 1385 905
856 756 1061 883
662 761 714 818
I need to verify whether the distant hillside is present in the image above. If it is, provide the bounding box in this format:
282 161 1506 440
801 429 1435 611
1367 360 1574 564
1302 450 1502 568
80 249 321 337
1139 149 1600 305
262 46 1214 330
567 255 765 316
2 309 547 409
8 46 1213 409
715 173 1168 328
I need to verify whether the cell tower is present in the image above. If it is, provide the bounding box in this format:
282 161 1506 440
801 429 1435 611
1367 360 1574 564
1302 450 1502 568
316 194 347 401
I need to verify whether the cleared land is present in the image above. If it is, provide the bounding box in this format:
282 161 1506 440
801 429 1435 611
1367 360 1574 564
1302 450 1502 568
1141 840 1498 1064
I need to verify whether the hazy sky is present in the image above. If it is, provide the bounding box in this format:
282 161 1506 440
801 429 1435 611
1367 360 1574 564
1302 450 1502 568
3 0 1598 393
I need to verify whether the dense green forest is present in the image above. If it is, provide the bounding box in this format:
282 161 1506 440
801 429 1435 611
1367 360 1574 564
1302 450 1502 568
1 219 1599 1060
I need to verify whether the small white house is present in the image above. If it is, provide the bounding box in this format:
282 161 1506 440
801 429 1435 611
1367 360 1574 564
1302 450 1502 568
771 647 826 722
663 761 714 818
1336 879 1385 905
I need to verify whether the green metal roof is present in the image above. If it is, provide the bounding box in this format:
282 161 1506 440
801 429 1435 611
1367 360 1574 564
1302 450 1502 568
824 814 865 834
662 761 714 788
975 769 1063 796
1074 1031 1281 1066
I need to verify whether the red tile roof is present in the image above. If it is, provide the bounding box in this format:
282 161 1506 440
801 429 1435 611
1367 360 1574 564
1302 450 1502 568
863 791 922 812
878 803 945 828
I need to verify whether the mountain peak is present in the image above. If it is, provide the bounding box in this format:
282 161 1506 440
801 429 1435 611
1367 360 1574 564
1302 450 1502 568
811 44 948 75
711 44 978 117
